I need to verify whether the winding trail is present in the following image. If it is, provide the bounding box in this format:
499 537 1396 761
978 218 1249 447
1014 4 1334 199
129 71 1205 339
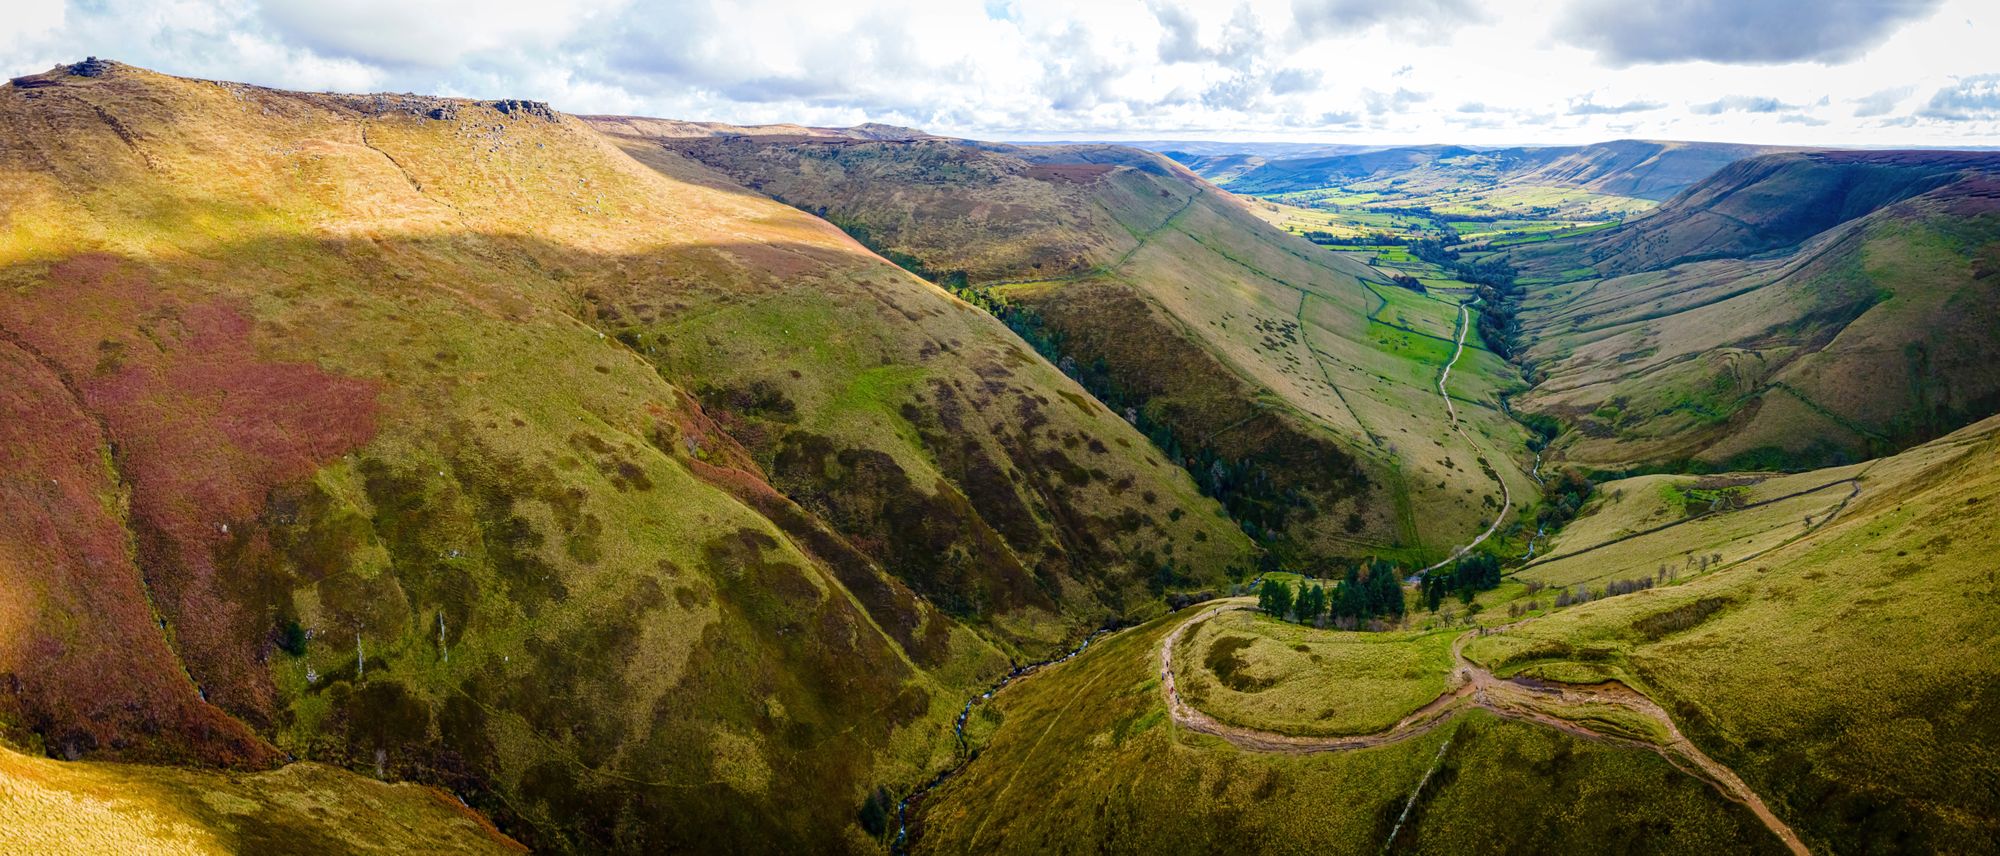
1159 601 1808 855
1418 301 1513 576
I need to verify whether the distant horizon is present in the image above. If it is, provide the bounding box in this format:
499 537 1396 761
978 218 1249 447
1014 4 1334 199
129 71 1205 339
5 1 1996 147
1002 137 2000 151
16 55 1998 154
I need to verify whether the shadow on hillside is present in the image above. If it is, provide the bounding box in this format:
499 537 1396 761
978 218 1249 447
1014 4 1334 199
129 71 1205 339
0 227 1258 852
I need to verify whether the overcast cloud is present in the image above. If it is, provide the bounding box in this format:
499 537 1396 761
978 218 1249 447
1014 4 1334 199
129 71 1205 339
1 0 1994 145
1556 0 1944 66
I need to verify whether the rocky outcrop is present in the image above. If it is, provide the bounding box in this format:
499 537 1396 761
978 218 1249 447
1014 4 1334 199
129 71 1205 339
68 57 112 78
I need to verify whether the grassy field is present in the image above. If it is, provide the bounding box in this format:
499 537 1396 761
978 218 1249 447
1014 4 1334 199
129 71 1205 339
1385 711 1781 855
916 607 1786 854
1171 610 1457 735
0 742 519 854
918 415 2000 853
1516 469 1863 591
1243 197 1431 240
1252 174 1647 230
1466 416 2000 852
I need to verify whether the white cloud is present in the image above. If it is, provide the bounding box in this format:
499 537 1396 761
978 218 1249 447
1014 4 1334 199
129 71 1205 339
259 0 625 69
1920 74 2000 120
1691 95 1801 115
0 0 1993 145
1851 86 1913 117
1567 97 1665 116
0 0 64 54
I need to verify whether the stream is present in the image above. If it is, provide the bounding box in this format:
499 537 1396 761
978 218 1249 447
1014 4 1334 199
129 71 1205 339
890 624 1121 854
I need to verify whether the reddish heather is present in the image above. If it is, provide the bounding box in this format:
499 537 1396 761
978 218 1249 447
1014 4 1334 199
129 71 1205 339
0 254 379 752
0 337 277 766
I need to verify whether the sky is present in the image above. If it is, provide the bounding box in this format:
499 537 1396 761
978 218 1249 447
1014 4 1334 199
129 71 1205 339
3 0 1997 146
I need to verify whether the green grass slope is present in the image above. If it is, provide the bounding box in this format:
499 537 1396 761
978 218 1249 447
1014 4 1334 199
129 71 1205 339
1513 155 2000 470
1513 150 2000 278
0 60 1250 852
1171 609 1456 736
1466 415 2000 852
588 120 1537 563
912 606 1784 854
0 741 521 855
916 416 2000 855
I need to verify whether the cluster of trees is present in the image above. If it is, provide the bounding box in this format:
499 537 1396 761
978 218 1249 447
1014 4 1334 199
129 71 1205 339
1536 467 1593 533
1299 230 1410 247
1257 560 1407 627
953 284 1314 538
1386 272 1427 293
1469 274 1522 359
1407 237 1521 357
1137 551 1199 596
1602 576 1658 597
1420 551 1503 611
1669 553 1723 577
1521 412 1562 452
857 786 895 838
827 217 971 289
1365 205 1564 226
1407 237 1458 265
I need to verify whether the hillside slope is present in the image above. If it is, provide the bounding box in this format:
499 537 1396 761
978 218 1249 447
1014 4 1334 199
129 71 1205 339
0 741 520 855
914 414 2000 854
1467 414 2000 852
1519 151 1999 276
0 60 1250 852
590 118 1539 564
1509 151 2000 469
1196 140 1783 202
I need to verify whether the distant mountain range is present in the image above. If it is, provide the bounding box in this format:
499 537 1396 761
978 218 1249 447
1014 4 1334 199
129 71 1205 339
1167 139 1794 200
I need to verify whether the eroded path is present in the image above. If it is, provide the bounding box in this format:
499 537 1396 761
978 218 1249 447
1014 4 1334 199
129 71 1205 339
1159 601 1808 855
1418 301 1512 575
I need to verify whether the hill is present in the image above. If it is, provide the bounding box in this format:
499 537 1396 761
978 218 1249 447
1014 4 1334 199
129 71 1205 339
1468 414 2000 851
0 741 521 855
588 118 1539 565
1192 140 1786 204
0 59 1251 852
912 413 2000 854
1516 150 2000 275
1507 150 2000 470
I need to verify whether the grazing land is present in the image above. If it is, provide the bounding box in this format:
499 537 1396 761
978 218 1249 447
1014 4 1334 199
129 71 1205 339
1171 608 1457 736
